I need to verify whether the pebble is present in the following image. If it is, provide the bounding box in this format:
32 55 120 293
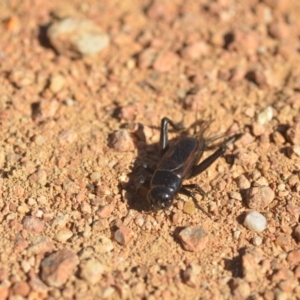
294 225 300 242
80 202 91 214
230 278 251 299
11 281 30 296
49 74 66 94
256 106 273 125
134 214 145 227
286 122 300 145
252 236 263 246
90 171 101 182
28 169 48 186
27 237 55 255
244 211 267 232
178 226 208 252
22 216 44 234
79 259 105 285
252 122 266 136
241 247 264 282
287 145 300 158
55 228 73 242
93 219 109 232
8 68 35 88
47 17 110 58
97 204 114 218
40 249 79 287
235 150 259 166
114 224 132 246
152 51 179 73
97 235 114 253
183 201 195 215
138 48 157 69
275 235 290 251
237 175 251 189
181 41 209 60
0 285 9 300
245 186 275 209
28 270 48 294
109 129 135 152
182 263 201 288
287 249 300 264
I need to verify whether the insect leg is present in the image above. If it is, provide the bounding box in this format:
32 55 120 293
181 183 207 197
189 133 242 178
179 187 210 217
160 117 182 156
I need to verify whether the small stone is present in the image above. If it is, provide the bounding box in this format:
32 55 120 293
235 150 259 166
237 175 251 189
29 169 48 186
90 171 101 182
181 41 209 60
80 202 92 214
183 201 195 215
109 129 135 152
272 131 286 144
79 259 105 284
230 278 251 299
255 177 269 186
11 281 30 296
256 106 273 125
294 265 300 278
286 122 300 145
114 224 132 246
244 211 267 232
241 247 264 282
0 285 9 300
275 235 290 251
252 122 266 136
294 225 300 242
97 204 114 218
47 17 110 58
245 186 275 209
22 216 44 234
40 249 79 287
8 68 35 88
27 237 55 255
252 236 263 246
287 145 300 158
178 226 208 252
134 214 144 227
97 236 114 253
287 249 300 265
286 204 300 222
182 263 201 288
152 51 179 73
229 192 242 201
55 228 73 242
93 219 109 232
28 270 49 294
49 74 66 93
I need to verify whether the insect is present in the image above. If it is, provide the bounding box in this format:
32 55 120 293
144 117 242 215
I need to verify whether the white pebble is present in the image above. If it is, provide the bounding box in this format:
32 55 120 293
252 236 263 246
244 211 267 232
256 106 273 125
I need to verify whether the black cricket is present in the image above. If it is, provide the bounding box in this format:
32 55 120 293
146 117 242 215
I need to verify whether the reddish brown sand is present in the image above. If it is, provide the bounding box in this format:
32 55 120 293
1 0 300 299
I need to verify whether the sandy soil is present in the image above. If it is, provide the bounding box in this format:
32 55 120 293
1 0 300 299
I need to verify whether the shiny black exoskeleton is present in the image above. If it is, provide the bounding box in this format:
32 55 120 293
146 117 242 215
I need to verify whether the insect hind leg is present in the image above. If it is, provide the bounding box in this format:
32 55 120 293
189 133 242 179
160 117 183 157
